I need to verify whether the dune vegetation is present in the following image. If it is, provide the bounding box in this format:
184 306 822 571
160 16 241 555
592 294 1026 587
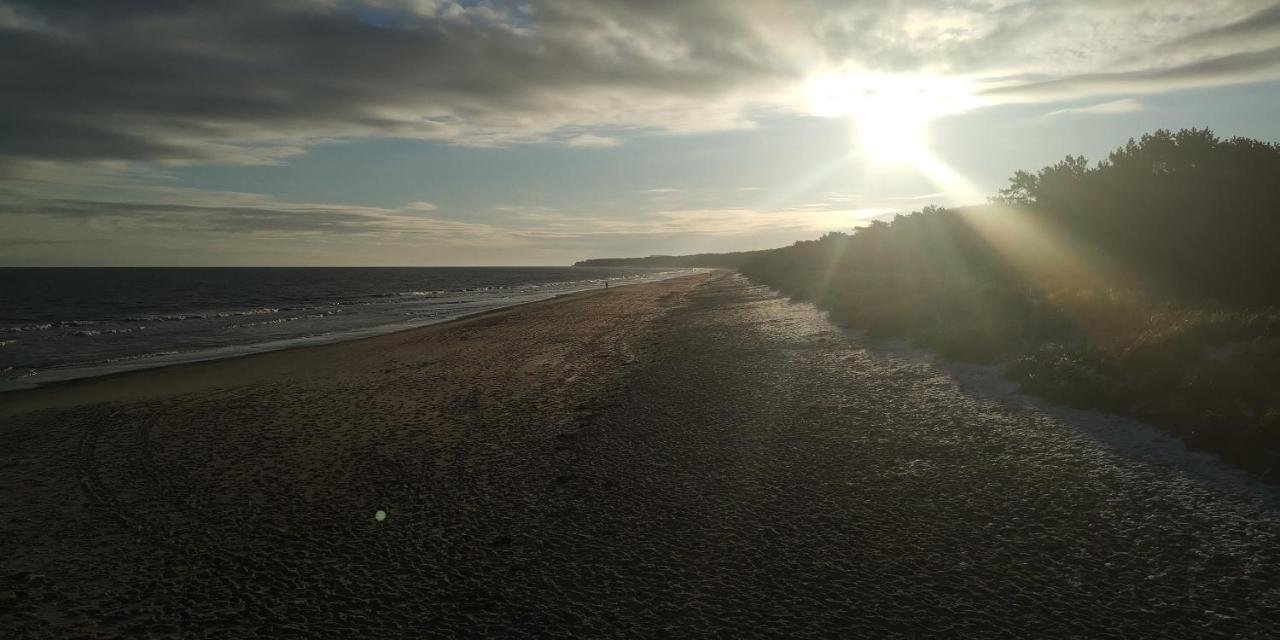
741 129 1280 479
574 249 773 269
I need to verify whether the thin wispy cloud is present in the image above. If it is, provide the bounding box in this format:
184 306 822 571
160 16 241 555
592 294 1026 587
0 194 498 239
1047 99 1145 117
564 134 623 148
982 45 1280 104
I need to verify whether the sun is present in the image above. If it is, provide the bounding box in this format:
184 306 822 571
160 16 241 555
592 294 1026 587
856 100 929 165
806 73 974 166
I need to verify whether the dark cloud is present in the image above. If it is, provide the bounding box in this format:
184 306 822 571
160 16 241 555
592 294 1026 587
2 195 499 237
1162 2 1280 52
0 237 76 249
0 0 793 168
983 45 1280 102
0 0 1276 173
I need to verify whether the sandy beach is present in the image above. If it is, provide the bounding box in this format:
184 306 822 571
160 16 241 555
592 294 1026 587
2 272 1279 638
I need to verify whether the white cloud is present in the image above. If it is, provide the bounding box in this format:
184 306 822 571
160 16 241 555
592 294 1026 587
1046 98 1145 117
564 134 623 148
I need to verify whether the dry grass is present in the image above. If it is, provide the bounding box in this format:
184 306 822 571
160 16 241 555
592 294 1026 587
745 257 1280 479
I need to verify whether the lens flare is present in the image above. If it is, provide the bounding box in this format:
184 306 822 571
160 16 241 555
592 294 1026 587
806 73 977 166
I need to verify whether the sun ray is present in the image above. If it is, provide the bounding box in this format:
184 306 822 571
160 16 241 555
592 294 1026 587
749 148 859 212
913 151 985 204
805 72 981 174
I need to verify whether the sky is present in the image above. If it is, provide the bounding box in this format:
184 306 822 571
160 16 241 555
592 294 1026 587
2 0 1280 266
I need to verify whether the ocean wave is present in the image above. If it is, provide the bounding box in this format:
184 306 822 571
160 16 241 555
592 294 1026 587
227 309 338 329
0 318 160 334
2 322 55 333
103 326 148 335
120 314 202 322
121 307 281 322
370 285 520 298
368 290 446 298
102 350 182 364
0 339 16 347
61 325 149 338
212 307 281 318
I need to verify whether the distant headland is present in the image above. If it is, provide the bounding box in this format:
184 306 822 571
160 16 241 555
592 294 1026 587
573 249 771 269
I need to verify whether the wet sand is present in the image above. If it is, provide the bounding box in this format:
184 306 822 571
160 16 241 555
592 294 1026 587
2 272 1279 638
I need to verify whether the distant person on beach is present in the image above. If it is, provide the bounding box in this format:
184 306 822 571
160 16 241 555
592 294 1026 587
604 280 609 289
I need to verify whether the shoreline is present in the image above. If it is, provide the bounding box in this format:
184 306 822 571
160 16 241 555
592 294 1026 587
0 273 704 413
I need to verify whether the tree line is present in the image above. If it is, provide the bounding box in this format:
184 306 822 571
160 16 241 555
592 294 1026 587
740 129 1280 479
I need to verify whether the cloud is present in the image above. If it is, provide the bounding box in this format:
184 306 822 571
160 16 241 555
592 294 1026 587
0 236 75 249
0 190 499 240
982 45 1280 104
1 0 1277 175
1158 3 1280 57
0 186 901 265
564 134 622 148
0 0 793 170
1 183 898 246
496 203 892 240
1046 98 1144 117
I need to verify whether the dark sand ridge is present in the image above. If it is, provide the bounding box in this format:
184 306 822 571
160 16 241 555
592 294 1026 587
2 272 1279 637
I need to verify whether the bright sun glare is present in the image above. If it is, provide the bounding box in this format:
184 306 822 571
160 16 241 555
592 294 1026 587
806 74 975 166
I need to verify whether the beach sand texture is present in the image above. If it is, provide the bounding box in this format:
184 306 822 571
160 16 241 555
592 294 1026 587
2 272 1279 637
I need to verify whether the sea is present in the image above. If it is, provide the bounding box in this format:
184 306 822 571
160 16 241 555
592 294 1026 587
0 266 700 392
